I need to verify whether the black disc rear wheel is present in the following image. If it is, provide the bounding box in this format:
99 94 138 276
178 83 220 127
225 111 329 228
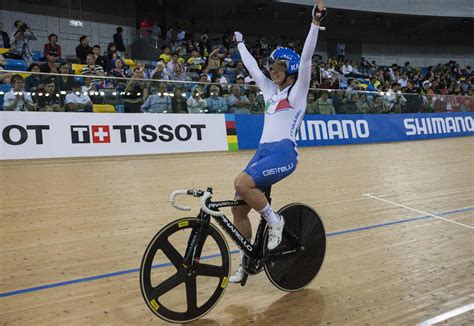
140 217 230 323
264 203 326 292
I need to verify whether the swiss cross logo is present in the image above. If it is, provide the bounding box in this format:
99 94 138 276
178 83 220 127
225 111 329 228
91 125 111 143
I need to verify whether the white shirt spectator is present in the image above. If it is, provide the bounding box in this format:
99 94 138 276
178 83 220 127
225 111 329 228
342 64 353 76
3 90 33 111
187 96 208 113
65 92 92 105
398 77 408 88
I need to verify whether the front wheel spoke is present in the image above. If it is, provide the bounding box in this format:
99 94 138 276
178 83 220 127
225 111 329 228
154 273 184 298
195 263 223 277
161 240 184 269
186 278 197 311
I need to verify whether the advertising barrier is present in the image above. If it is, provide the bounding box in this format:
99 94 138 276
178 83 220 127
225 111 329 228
235 113 474 150
0 112 228 159
1 112 473 160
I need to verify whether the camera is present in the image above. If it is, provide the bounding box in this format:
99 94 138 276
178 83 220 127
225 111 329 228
19 23 29 32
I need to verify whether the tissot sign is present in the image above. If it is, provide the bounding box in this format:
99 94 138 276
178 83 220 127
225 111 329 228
0 112 228 159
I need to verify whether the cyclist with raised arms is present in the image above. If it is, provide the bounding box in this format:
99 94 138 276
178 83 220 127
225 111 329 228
230 0 327 283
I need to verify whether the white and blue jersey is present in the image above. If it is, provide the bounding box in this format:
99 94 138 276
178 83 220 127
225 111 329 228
237 24 320 189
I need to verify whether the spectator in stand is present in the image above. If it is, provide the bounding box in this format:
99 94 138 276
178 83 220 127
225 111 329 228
234 61 248 78
187 49 205 73
213 67 228 86
36 78 63 112
4 74 35 111
169 63 191 90
370 95 384 113
139 18 152 38
398 72 409 88
43 33 62 61
355 94 369 113
248 90 264 114
207 85 228 113
9 20 37 63
122 68 148 113
76 35 93 63
82 53 105 87
404 80 421 113
176 26 186 46
332 90 347 113
384 82 406 113
56 62 75 93
198 33 212 57
65 80 93 112
315 91 335 114
171 87 188 113
109 58 130 91
159 45 172 63
0 21 11 48
191 74 209 95
208 47 225 72
140 82 171 113
39 49 59 74
227 85 250 114
342 60 353 76
166 52 183 74
223 52 234 68
92 45 108 72
104 42 122 69
113 27 126 53
306 91 318 114
24 63 41 92
366 76 379 92
150 22 161 41
187 86 208 113
151 61 169 80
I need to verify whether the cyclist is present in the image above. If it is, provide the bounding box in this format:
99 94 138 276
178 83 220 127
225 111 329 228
230 0 327 283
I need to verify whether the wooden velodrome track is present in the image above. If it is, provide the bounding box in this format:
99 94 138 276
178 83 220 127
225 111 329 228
1 137 473 325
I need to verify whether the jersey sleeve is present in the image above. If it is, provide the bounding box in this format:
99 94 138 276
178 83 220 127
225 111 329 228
289 24 320 108
237 42 276 99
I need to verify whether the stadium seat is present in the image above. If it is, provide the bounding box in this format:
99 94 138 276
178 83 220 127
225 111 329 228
72 64 86 75
32 51 43 62
5 59 27 71
0 48 9 54
93 104 116 113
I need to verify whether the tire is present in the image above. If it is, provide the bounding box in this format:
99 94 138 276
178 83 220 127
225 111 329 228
140 217 230 323
264 203 326 292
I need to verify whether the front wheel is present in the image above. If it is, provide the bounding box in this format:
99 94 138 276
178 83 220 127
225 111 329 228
264 203 326 292
140 217 231 323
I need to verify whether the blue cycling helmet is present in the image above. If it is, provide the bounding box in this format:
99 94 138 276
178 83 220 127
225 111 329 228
268 47 301 75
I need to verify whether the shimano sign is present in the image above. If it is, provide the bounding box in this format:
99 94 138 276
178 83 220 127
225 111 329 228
234 113 474 150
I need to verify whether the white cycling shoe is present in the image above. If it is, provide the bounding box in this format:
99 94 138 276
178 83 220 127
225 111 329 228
267 214 285 250
229 265 245 283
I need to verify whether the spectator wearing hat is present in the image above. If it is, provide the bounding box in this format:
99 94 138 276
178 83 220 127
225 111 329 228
65 80 93 112
187 87 208 113
207 85 228 113
43 33 61 61
76 35 93 63
40 49 59 74
113 27 126 53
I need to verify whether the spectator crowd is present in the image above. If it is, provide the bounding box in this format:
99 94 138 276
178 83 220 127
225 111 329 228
0 18 473 113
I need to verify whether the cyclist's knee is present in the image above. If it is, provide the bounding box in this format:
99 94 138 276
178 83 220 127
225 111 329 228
234 173 254 196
